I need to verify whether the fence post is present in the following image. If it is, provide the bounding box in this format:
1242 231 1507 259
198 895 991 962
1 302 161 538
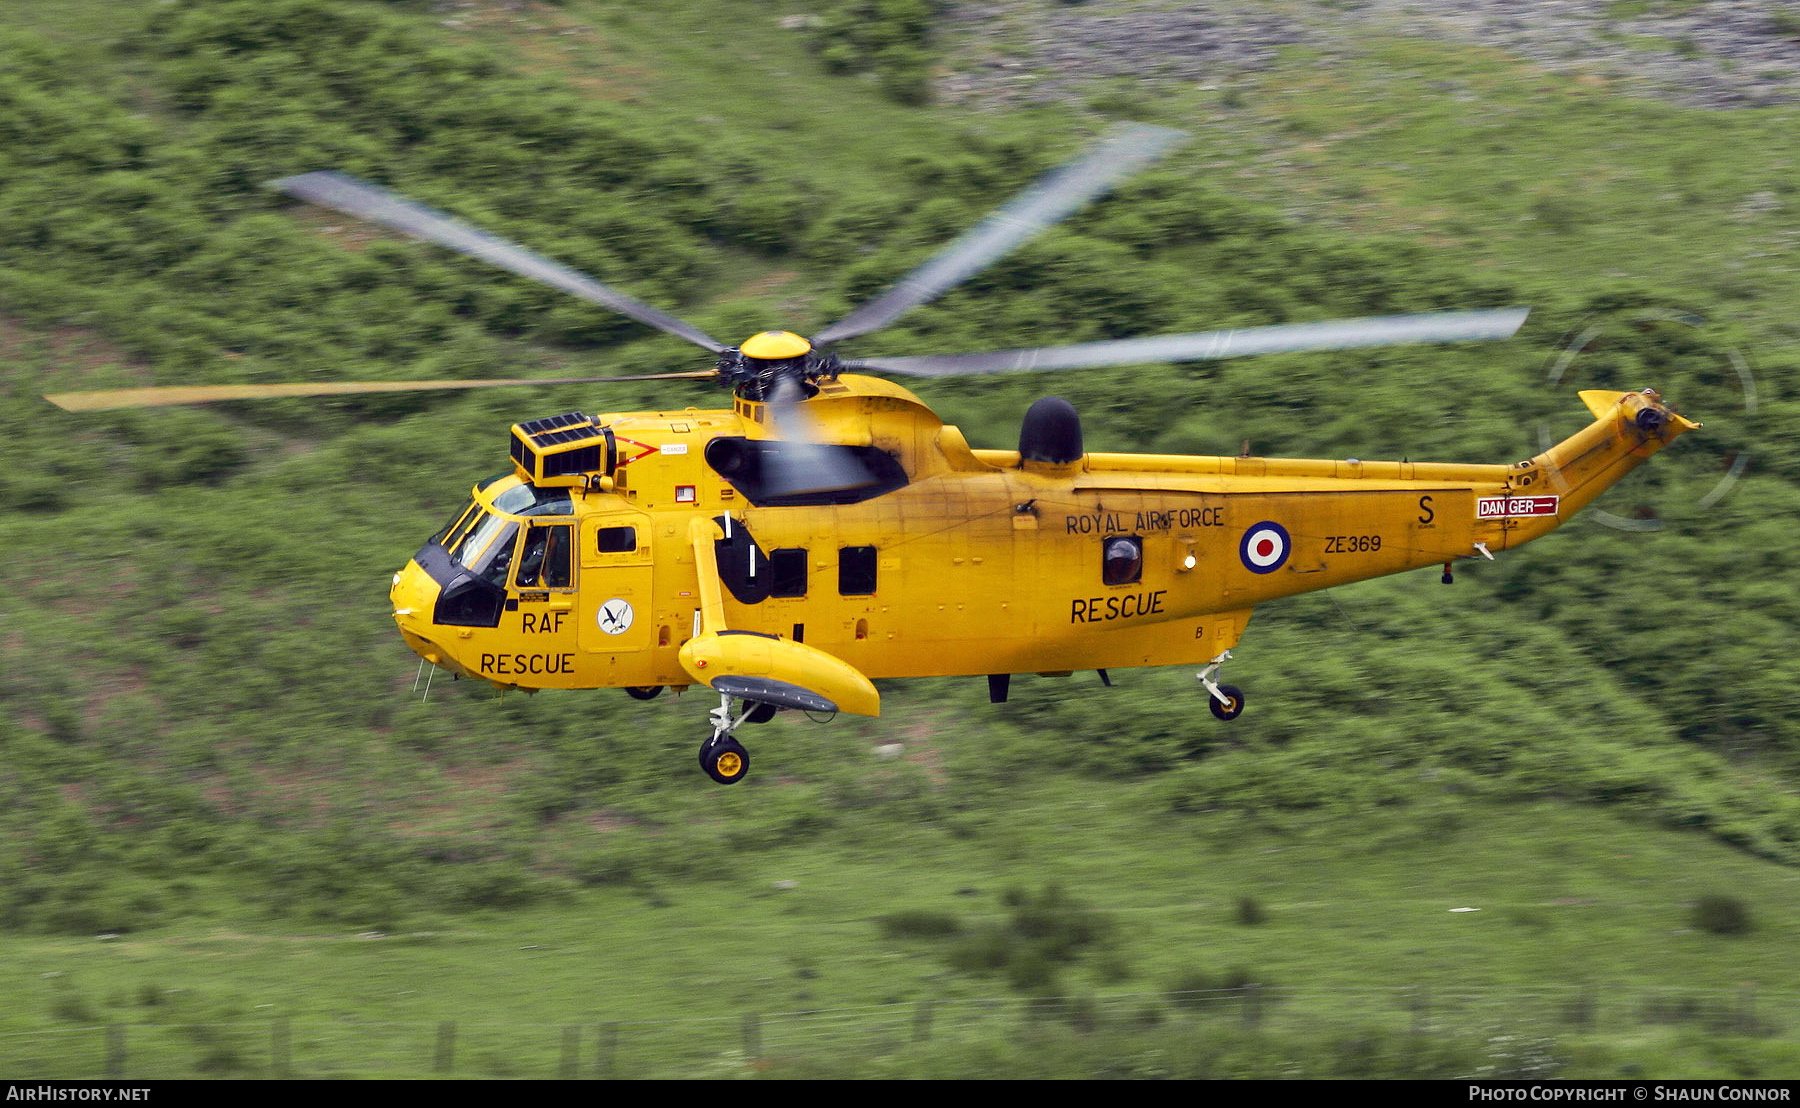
914 999 933 1044
1571 986 1595 1030
595 1022 617 1079
561 1025 579 1078
434 1020 456 1074
272 1018 290 1077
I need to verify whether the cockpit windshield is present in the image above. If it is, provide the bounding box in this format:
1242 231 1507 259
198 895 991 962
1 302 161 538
490 479 572 518
431 478 575 582
433 501 482 552
455 511 518 582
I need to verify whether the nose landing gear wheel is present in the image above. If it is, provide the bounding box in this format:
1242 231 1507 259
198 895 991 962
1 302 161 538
700 735 750 784
1208 685 1245 721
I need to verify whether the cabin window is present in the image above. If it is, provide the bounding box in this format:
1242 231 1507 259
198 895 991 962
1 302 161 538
839 545 877 596
1102 536 1143 586
771 548 808 598
516 523 573 590
596 525 637 553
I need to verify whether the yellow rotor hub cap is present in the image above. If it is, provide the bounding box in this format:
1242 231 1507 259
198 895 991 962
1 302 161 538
740 330 812 360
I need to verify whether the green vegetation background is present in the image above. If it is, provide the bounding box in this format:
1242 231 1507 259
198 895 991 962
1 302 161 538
2 0 1798 1079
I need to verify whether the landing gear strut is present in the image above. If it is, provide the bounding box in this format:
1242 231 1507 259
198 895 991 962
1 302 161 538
698 692 760 784
1197 650 1246 721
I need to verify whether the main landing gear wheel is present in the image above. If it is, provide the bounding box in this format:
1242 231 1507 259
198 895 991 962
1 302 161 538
699 692 758 784
700 735 750 785
1208 685 1245 721
625 685 664 701
1197 650 1246 721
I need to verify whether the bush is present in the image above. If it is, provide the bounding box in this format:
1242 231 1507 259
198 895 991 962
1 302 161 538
1234 895 1267 926
946 925 1012 973
929 884 1118 990
1691 894 1753 935
1167 970 1224 1012
809 0 942 104
878 909 963 939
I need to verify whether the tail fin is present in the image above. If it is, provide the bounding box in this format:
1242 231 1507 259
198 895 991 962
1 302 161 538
1522 389 1700 522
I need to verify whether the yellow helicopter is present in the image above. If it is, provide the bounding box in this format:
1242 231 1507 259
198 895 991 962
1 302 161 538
46 125 1699 785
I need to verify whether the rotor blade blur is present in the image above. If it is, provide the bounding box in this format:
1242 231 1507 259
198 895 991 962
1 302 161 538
844 308 1531 378
810 124 1188 346
43 371 719 412
760 376 876 497
270 171 728 354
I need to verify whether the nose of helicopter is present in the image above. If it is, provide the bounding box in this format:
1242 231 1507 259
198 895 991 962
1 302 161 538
390 559 447 665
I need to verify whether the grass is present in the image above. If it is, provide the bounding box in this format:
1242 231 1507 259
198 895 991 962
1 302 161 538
5 791 1800 1077
1233 40 1799 328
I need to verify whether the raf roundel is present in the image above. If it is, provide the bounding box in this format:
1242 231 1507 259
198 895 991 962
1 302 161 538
1239 522 1291 574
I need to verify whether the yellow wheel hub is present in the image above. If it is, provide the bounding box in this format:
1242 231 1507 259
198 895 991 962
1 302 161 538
716 750 744 778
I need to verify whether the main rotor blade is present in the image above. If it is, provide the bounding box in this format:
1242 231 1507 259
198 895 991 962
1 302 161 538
810 123 1188 346
44 371 719 412
270 171 728 354
843 308 1531 378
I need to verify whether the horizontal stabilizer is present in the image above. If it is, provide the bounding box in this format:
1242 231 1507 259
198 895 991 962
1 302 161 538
1579 388 1702 431
1579 389 1630 419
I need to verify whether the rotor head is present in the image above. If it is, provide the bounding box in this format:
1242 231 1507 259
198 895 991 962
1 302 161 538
718 330 841 401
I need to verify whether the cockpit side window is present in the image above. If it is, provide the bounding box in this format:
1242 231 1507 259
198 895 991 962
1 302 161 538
516 523 574 590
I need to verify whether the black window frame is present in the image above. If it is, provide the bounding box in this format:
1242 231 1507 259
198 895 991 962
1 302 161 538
595 525 637 554
771 548 809 598
838 545 878 596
